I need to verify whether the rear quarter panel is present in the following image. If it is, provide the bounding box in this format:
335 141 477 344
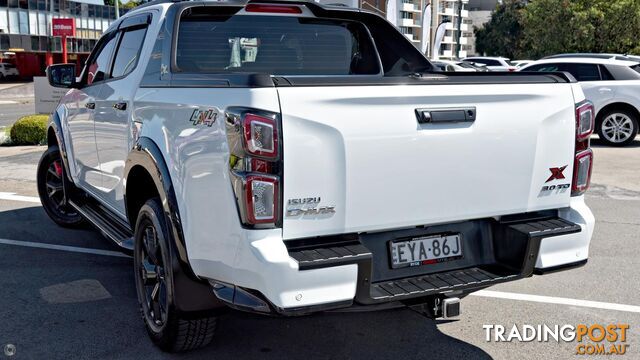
132 87 282 277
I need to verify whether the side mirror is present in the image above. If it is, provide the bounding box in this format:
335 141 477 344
46 64 77 88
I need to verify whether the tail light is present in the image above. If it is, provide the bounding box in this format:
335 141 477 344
226 108 282 227
571 100 594 196
575 102 595 141
572 149 593 195
234 174 279 224
243 114 279 159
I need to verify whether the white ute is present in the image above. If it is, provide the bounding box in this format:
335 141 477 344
38 0 596 352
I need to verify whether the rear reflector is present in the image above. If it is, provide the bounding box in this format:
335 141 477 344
575 101 595 141
571 149 593 196
245 4 303 14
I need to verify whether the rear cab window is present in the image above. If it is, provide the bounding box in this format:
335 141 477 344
175 11 381 76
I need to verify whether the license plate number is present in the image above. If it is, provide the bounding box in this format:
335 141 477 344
389 234 463 268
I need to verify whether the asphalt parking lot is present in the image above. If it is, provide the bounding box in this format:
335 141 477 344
1 137 639 359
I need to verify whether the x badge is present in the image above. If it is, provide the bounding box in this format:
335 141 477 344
546 165 568 183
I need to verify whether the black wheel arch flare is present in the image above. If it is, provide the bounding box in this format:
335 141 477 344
124 136 225 314
48 112 72 177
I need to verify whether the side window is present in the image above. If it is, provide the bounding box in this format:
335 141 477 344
526 64 561 72
111 27 147 78
84 33 118 86
562 63 600 82
599 65 615 80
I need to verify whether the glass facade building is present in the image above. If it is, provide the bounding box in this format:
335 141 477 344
0 0 122 77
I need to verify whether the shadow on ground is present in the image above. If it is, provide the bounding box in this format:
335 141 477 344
0 206 492 359
0 205 110 250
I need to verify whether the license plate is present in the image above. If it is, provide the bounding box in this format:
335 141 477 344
389 233 463 268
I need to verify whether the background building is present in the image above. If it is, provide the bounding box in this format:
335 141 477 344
467 0 499 56
0 0 121 78
327 0 471 59
433 0 471 59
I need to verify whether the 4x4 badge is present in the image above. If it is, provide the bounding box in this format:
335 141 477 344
190 109 217 127
546 166 568 182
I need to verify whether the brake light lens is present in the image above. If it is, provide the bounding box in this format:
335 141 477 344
245 4 303 14
246 175 279 224
226 108 282 227
243 114 279 160
572 149 593 195
576 102 595 141
571 100 594 196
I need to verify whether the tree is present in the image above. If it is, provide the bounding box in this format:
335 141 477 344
520 0 640 58
474 0 640 59
474 0 526 59
103 0 142 10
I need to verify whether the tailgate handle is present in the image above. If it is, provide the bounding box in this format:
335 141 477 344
415 107 476 124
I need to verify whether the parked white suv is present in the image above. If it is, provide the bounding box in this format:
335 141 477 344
520 57 640 146
39 0 595 353
0 62 19 80
461 56 517 71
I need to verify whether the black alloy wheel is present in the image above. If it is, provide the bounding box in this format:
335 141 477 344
137 219 169 331
134 198 218 352
36 146 84 227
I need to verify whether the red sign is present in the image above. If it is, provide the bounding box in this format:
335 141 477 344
52 18 76 37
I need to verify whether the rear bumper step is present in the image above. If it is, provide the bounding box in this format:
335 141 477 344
289 244 372 270
285 214 582 306
369 266 517 301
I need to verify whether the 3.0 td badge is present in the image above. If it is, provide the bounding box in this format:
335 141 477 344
541 165 570 193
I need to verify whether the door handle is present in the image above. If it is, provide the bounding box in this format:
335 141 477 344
415 107 477 124
599 88 612 93
113 102 127 111
85 102 95 110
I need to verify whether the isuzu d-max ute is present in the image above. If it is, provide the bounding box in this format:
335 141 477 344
38 0 596 352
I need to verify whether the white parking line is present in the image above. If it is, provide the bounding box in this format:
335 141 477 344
471 290 640 314
0 192 40 203
0 238 130 258
1 213 638 314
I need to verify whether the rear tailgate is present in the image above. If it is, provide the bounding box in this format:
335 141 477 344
279 83 577 240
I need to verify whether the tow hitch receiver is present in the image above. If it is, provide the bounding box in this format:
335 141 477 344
442 297 461 319
408 296 461 319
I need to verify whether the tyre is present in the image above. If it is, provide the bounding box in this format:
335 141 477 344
597 109 639 146
134 198 217 352
36 146 84 227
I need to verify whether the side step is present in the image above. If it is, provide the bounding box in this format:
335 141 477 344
69 199 134 253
